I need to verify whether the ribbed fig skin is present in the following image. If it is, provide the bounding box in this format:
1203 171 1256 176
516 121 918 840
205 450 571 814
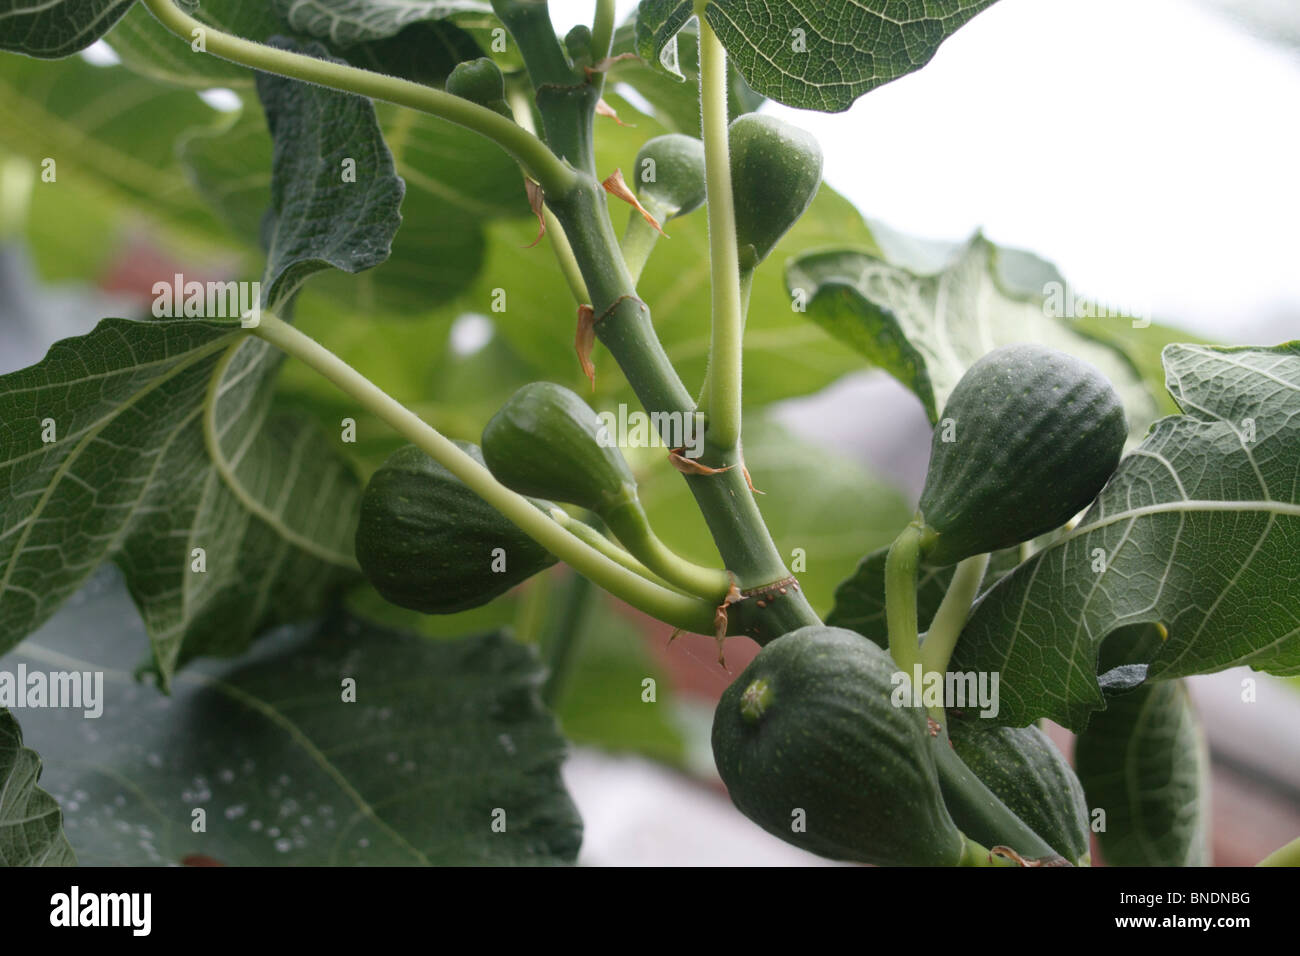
482 382 635 514
712 626 964 865
356 442 554 614
948 722 1090 864
918 344 1127 565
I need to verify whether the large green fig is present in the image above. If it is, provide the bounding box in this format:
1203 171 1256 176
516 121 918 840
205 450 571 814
481 382 635 515
445 57 511 117
917 344 1127 565
729 114 823 271
356 442 555 614
712 625 965 865
634 134 707 222
948 722 1091 864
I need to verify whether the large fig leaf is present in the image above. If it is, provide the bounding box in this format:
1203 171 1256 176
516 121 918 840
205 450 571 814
786 234 1158 436
0 709 75 865
0 320 361 686
952 343 1300 730
636 0 998 112
11 569 581 865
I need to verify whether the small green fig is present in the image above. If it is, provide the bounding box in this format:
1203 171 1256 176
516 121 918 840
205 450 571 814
633 134 707 222
481 382 635 515
729 114 823 271
446 58 511 117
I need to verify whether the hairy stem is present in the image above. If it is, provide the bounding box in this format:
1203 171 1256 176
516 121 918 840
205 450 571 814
698 19 744 451
251 314 716 633
139 0 573 194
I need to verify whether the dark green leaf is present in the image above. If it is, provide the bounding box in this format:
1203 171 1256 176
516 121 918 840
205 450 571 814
786 234 1157 436
635 0 998 112
271 0 491 46
1075 680 1210 866
14 570 582 865
0 709 75 865
953 344 1300 730
256 39 406 309
0 319 361 686
0 0 135 58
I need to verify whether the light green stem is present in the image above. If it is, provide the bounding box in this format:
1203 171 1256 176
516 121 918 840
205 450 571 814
919 552 990 720
548 506 679 592
591 0 617 75
603 495 733 600
1258 835 1300 866
885 523 924 676
620 212 661 286
543 206 589 303
698 18 744 451
139 0 573 194
250 314 716 633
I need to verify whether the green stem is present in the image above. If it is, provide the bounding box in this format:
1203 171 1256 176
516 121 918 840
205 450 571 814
548 182 820 640
139 0 573 195
620 212 661 286
698 18 744 451
956 836 1012 867
591 0 617 76
1258 835 1300 866
918 552 989 721
491 0 597 172
885 523 923 675
250 313 717 634
697 267 753 413
603 495 732 600
543 206 589 303
931 728 1065 864
541 571 596 707
547 506 677 591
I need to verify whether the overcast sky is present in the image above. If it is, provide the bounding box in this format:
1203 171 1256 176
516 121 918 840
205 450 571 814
556 0 1300 343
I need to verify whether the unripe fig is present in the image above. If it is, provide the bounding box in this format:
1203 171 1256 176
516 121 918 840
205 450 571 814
729 114 823 271
634 134 707 222
712 625 966 865
446 58 511 117
918 344 1127 566
481 382 635 515
355 442 555 614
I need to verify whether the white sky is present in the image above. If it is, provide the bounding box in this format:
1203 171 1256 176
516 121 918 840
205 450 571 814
555 0 1300 341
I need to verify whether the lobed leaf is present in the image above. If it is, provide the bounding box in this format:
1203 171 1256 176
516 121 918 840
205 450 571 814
13 570 582 865
0 319 362 686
